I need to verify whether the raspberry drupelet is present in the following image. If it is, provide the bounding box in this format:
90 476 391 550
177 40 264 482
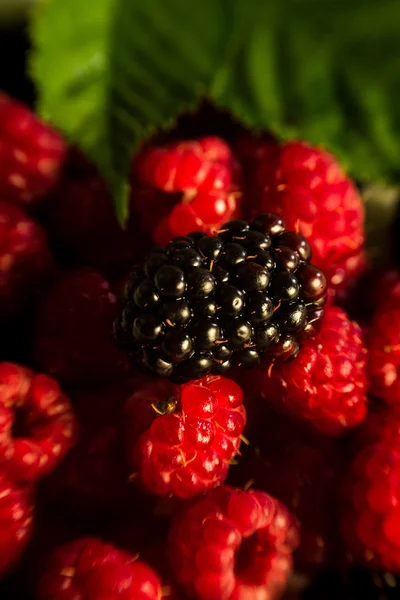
36 537 162 600
114 213 327 382
257 305 368 436
244 140 366 297
0 92 65 206
125 375 246 499
168 485 299 600
0 362 77 483
131 136 241 246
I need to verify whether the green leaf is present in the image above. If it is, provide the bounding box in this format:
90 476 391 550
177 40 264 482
30 0 232 223
31 0 400 222
212 0 400 183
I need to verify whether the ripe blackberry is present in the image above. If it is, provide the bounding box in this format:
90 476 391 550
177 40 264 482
115 214 327 382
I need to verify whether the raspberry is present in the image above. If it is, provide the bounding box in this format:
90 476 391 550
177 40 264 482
0 200 53 318
257 305 368 436
45 150 145 274
42 380 141 523
0 362 77 483
368 282 400 407
0 93 65 205
125 375 246 498
114 214 327 382
34 268 129 385
341 408 400 572
228 402 342 575
168 485 299 600
247 141 366 296
131 136 241 246
36 537 162 600
0 473 33 578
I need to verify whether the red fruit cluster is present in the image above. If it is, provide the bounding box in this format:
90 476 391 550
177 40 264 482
341 408 400 572
37 537 162 600
126 376 246 499
132 136 241 245
0 93 65 206
258 305 368 436
34 268 129 385
168 485 299 600
368 282 400 408
0 200 53 318
250 141 366 296
0 93 382 599
0 362 77 483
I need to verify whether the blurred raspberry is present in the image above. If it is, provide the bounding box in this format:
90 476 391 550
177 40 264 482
41 379 145 524
34 268 129 385
341 407 400 572
256 305 368 436
0 200 53 319
131 136 241 245
0 92 65 206
368 282 400 407
0 473 33 579
45 149 147 274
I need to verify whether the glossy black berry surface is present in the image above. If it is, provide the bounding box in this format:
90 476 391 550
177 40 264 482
114 212 327 382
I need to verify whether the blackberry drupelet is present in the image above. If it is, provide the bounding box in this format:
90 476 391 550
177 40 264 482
114 213 328 382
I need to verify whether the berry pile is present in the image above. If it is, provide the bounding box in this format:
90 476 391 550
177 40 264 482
114 214 327 382
0 93 399 600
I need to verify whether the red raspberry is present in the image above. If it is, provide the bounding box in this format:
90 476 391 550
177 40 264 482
0 473 33 578
45 151 146 274
0 200 53 318
0 362 77 483
0 93 65 206
42 380 143 523
228 402 342 575
34 268 129 385
341 408 400 572
132 137 241 245
168 485 299 600
368 282 400 407
250 141 366 296
125 376 246 499
36 537 162 600
257 305 368 436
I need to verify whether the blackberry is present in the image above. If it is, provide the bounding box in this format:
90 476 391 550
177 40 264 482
115 213 327 383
